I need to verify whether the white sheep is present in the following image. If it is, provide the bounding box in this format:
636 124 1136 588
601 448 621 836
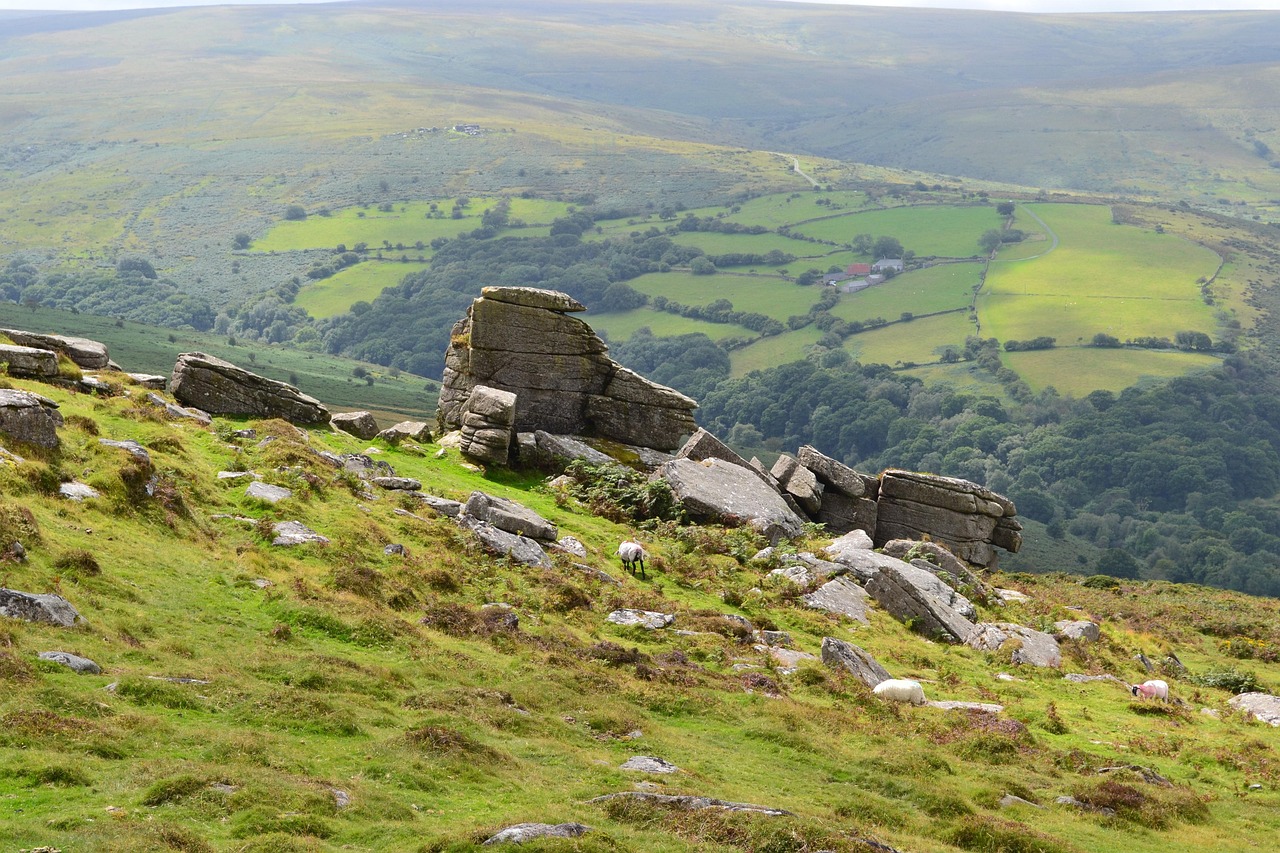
617 540 648 579
1130 679 1169 701
872 678 927 706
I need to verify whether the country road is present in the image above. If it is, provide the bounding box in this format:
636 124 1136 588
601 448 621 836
772 152 820 187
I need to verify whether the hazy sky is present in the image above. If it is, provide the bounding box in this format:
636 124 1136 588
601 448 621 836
3 0 1280 13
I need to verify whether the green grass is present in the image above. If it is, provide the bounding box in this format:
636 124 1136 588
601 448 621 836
730 325 824 376
1004 347 1224 396
295 260 429 319
665 231 832 260
0 304 439 422
980 204 1221 345
627 272 823 320
585 308 758 345
793 205 999 257
1 372 1279 851
723 191 873 227
843 311 975 367
830 263 982 324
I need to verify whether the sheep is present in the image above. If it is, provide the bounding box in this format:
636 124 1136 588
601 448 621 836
617 540 648 579
1130 679 1169 701
872 678 927 706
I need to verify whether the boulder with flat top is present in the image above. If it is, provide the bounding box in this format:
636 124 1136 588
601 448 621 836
171 352 329 425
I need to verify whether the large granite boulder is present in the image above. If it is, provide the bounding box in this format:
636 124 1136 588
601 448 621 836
519 431 614 468
438 287 696 451
657 457 806 541
457 515 552 568
797 445 878 499
820 637 891 688
171 352 329 425
0 388 63 448
677 427 753 469
803 576 872 625
771 454 823 515
0 344 58 378
881 539 996 602
0 329 109 369
0 588 83 626
875 470 1020 568
461 491 557 542
1228 693 1280 726
330 411 379 440
459 385 517 465
377 420 432 444
866 563 976 642
965 622 1062 668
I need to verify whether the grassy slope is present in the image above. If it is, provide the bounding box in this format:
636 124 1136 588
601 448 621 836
792 205 996 258
1 374 1279 852
294 260 431 320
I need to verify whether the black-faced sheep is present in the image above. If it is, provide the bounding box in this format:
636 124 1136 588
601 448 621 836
1131 679 1169 701
617 540 648 579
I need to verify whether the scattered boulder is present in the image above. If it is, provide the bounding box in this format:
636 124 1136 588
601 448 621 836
418 494 463 518
0 388 64 448
38 651 101 674
555 536 587 557
620 756 679 774
522 431 614 468
127 373 167 390
217 471 258 481
384 543 407 556
759 645 818 674
460 385 517 465
462 492 557 542
866 563 976 643
770 453 823 515
658 457 805 541
331 411 379 439
820 637 891 688
246 482 292 504
797 444 878 498
881 539 992 597
998 794 1043 809
171 352 329 425
0 329 109 369
606 609 674 630
438 287 696 451
996 588 1031 604
0 343 59 378
59 482 101 501
0 588 83 626
676 427 753 469
1228 692 1280 726
586 792 792 816
1054 620 1101 642
377 420 432 444
483 823 592 846
271 521 330 546
874 469 1019 568
341 453 395 478
965 623 1062 668
926 700 1005 713
803 576 872 625
372 476 422 491
98 438 150 465
457 515 551 568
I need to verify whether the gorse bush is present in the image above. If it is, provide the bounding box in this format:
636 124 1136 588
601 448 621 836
1190 666 1265 694
563 460 685 523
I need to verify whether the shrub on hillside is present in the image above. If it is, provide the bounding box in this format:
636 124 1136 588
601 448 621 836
53 549 100 577
563 460 685 524
1190 666 1264 694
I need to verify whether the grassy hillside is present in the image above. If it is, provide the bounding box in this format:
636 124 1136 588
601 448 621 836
2 371 1280 851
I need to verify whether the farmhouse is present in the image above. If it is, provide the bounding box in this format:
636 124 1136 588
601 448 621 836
846 262 872 276
872 257 904 273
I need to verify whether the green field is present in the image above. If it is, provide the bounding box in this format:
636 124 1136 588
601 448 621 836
980 204 1220 346
830 263 981 324
730 325 825 376
586 308 758 344
252 197 566 252
843 312 975 367
792 205 998 257
665 231 832 261
0 305 440 422
626 272 823 319
1004 346 1224 395
724 191 872 227
295 260 428 320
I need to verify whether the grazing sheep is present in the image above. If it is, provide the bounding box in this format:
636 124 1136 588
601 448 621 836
872 678 927 706
1131 679 1169 701
617 540 648 579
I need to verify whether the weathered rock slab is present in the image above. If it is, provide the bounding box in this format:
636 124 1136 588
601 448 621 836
606 609 674 630
926 700 1005 713
771 453 823 515
171 352 329 425
246 482 292 504
797 445 876 499
458 515 551 568
483 822 592 845
39 651 101 674
866 564 976 642
377 420 432 444
271 521 330 546
462 492 557 542
965 623 1062 668
59 482 100 501
1 329 109 369
0 589 83 626
460 385 517 465
620 756 680 773
0 343 59 378
527 431 614 467
419 494 463 517
0 388 63 448
586 792 792 816
658 457 805 541
331 411 379 439
820 637 891 688
372 476 422 491
1229 692 1280 726
803 576 872 625
1054 620 1101 643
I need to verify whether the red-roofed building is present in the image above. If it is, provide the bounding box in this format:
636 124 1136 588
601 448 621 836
846 263 872 276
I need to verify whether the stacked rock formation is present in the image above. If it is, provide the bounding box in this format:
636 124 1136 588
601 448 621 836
0 329 110 369
875 469 1022 567
171 352 330 425
458 385 517 465
438 287 697 451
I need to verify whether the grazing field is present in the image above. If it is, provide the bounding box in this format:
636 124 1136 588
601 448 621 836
585 308 757 344
251 197 566 252
792 205 998 257
664 231 832 260
626 271 824 319
1004 347 1223 396
843 311 975 367
730 325 825 375
0 305 440 421
830 263 981 324
724 190 872 227
902 361 1010 395
294 261 428 320
980 203 1220 345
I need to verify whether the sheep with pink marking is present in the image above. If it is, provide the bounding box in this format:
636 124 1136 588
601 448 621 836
1130 679 1169 701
